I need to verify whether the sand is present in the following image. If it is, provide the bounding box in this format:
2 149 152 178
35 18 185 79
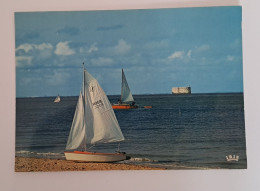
15 157 165 172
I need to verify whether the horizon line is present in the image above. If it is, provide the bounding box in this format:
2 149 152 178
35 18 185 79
16 91 244 98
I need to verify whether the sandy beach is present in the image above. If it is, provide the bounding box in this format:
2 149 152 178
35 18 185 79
15 157 165 172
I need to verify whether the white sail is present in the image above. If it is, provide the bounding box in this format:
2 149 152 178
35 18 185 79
65 92 86 150
84 70 125 144
121 69 134 103
54 95 60 102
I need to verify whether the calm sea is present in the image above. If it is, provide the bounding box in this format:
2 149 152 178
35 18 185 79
16 93 247 169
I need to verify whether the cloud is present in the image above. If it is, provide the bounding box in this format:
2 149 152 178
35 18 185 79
16 43 53 53
15 43 55 69
167 44 210 63
168 51 185 60
15 43 54 68
36 43 53 50
79 42 99 55
96 25 123 31
185 44 210 59
88 43 98 53
91 57 114 66
54 41 75 56
114 39 131 54
187 50 192 58
16 43 34 53
16 56 33 67
57 26 79 36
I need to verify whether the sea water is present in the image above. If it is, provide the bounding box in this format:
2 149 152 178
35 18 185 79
15 93 247 169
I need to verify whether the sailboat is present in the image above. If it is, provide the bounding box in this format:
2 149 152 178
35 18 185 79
54 95 61 103
64 64 126 162
112 69 138 109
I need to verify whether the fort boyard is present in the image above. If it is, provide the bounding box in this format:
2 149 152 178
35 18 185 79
172 87 191 94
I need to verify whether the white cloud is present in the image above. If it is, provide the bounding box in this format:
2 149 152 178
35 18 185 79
15 43 54 68
16 44 34 53
16 43 53 53
88 43 98 53
91 57 114 66
36 43 53 50
54 41 75 56
187 50 192 58
114 39 131 54
79 43 99 54
168 51 185 60
167 45 210 62
180 45 210 60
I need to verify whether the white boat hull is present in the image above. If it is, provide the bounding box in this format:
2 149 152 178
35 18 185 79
64 151 126 162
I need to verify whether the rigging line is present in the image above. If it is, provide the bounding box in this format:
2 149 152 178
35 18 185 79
120 69 123 102
82 63 87 151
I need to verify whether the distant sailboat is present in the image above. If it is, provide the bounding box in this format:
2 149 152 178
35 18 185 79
112 69 138 109
54 95 61 103
64 64 126 162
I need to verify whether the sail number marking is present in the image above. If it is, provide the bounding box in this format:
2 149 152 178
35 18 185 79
92 100 104 109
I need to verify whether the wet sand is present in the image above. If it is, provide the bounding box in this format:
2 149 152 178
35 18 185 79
15 157 165 172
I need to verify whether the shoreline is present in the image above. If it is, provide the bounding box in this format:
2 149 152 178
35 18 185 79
15 157 165 172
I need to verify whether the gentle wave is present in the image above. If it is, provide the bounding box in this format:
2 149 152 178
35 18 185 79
129 157 158 162
15 150 65 159
16 94 247 169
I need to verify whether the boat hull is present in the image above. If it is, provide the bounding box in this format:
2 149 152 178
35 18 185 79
64 151 126 162
112 104 138 109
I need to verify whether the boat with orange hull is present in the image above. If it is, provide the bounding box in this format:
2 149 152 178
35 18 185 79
112 69 138 109
112 104 138 109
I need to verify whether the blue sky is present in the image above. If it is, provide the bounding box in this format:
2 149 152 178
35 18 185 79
15 6 243 97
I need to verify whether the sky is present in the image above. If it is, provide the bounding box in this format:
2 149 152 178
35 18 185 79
15 6 243 97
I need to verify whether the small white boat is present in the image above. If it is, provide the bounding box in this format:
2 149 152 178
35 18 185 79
64 63 126 162
54 95 61 103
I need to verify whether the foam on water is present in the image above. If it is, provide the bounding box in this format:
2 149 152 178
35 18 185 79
16 150 65 159
129 157 158 162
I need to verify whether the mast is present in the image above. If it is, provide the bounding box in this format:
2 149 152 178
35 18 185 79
120 69 123 102
82 62 87 151
82 63 85 97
